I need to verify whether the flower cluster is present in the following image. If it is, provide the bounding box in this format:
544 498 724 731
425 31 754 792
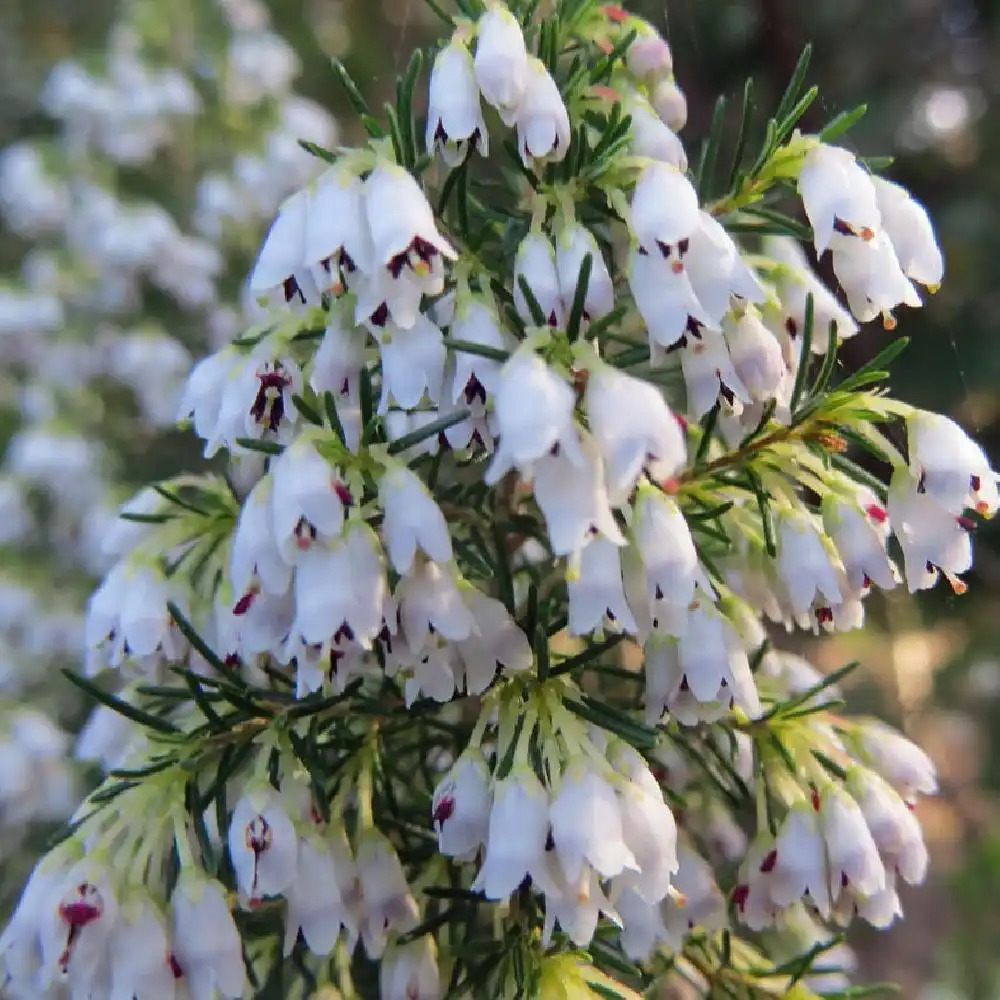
2 0 994 998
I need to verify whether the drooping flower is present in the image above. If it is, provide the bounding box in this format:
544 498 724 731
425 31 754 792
270 437 350 562
532 431 625 557
426 36 488 165
486 348 581 483
906 410 999 516
872 175 944 289
379 462 452 575
228 782 299 903
431 748 491 860
473 3 529 126
283 829 358 957
302 166 374 291
360 162 457 329
629 163 700 261
555 222 614 322
171 874 247 1000
474 766 555 899
513 231 563 328
515 58 571 165
796 143 881 254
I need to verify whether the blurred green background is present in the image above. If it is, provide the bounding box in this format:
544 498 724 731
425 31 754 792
3 0 1000 996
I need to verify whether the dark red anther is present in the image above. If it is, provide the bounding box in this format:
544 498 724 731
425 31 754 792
957 515 976 532
971 474 982 492
760 849 778 873
732 884 749 911
433 796 455 827
815 606 834 625
811 787 821 811
282 276 306 305
334 482 353 507
785 317 798 338
369 302 389 327
865 503 888 524
57 887 102 973
233 589 257 616
245 815 273 893
464 375 487 406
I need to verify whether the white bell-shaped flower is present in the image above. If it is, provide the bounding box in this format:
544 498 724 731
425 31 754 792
664 844 726 942
872 175 944 289
774 508 843 615
819 785 886 902
473 3 529 126
309 304 366 451
629 483 704 623
228 782 299 903
555 222 614 322
249 187 321 308
426 37 488 165
39 859 118 990
628 247 710 350
852 719 938 801
370 311 446 412
611 749 678 903
363 162 457 329
455 588 533 689
513 231 562 327
629 163 700 260
723 307 785 403
432 747 491 860
292 522 388 646
540 862 616 947
449 296 510 401
271 437 350 563
906 410 999 516
549 757 637 884
108 892 176 1000
516 57 571 165
847 769 928 885
567 536 637 636
679 328 750 419
797 143 881 254
396 560 477 653
822 489 898 592
177 347 245 455
170 874 247 1000
685 212 764 326
486 348 581 483
303 166 374 287
283 830 358 957
230 476 292 600
474 765 555 899
379 462 452 575
380 937 440 1000
1 857 80 992
676 599 761 717
532 431 625 557
830 230 921 327
887 469 973 593
356 829 418 959
768 803 831 918
624 93 687 169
